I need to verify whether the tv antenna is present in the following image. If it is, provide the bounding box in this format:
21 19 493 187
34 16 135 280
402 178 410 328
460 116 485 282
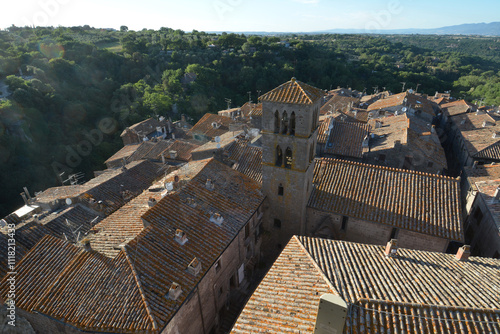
400 82 406 92
415 83 421 93
372 86 378 94
224 98 231 110
247 91 252 102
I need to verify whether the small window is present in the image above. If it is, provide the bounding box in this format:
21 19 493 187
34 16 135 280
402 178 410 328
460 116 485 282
341 216 348 231
378 154 386 162
274 219 282 229
427 161 434 168
215 259 221 273
245 223 250 239
218 286 223 296
278 184 284 196
389 228 398 240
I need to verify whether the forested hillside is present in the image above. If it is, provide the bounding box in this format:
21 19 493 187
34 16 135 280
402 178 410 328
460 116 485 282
0 26 499 216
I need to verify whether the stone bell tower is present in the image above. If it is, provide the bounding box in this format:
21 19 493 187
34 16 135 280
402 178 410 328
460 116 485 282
260 78 324 249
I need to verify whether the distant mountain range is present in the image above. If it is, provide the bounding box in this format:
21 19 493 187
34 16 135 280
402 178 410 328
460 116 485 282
210 22 500 36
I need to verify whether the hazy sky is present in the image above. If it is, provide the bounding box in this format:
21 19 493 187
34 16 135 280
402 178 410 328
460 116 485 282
2 0 499 32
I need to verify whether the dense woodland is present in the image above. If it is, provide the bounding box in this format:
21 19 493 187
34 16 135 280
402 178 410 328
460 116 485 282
0 25 499 216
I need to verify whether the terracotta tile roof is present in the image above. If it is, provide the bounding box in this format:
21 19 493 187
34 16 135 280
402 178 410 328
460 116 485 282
360 91 391 104
368 115 447 170
192 131 239 154
141 139 175 160
231 236 335 333
35 185 86 204
80 160 164 215
475 180 500 232
320 95 360 115
159 140 200 162
2 159 264 333
464 164 500 187
368 115 409 149
442 100 476 117
259 78 324 105
453 113 500 160
308 158 463 241
126 141 156 162
232 237 500 334
104 143 141 165
188 113 233 140
367 92 435 118
225 139 263 183
245 102 262 117
318 118 370 158
121 117 167 137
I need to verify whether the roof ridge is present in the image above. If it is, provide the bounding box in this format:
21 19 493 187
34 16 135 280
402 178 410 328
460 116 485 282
121 244 158 331
293 236 339 295
294 80 314 104
356 298 500 314
317 157 458 182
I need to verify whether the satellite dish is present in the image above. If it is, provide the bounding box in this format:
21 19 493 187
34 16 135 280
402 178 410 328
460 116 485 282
66 198 72 205
402 107 407 112
215 136 221 143
328 122 334 130
216 143 221 149
166 182 174 191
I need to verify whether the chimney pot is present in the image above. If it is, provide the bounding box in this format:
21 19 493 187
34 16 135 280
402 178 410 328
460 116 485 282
168 282 182 300
175 229 188 245
455 245 471 261
82 239 92 252
206 179 214 190
148 197 157 207
384 239 398 257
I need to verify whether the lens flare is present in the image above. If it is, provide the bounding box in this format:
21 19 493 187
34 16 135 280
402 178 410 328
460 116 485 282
39 42 65 59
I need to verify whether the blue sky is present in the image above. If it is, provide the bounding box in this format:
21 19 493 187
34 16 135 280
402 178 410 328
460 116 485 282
2 0 499 32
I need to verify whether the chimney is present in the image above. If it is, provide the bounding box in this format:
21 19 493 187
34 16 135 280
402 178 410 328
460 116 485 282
20 192 28 205
362 135 369 148
187 197 197 208
82 239 92 252
494 186 500 202
313 294 347 334
473 161 478 169
455 245 471 261
206 179 214 190
169 150 178 159
187 257 202 276
161 152 166 164
142 218 151 229
168 282 182 301
431 125 436 134
175 229 188 245
210 212 224 226
375 120 382 129
384 239 398 257
148 197 157 207
181 114 186 124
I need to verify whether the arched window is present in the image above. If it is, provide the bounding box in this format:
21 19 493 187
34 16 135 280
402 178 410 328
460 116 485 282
282 111 288 134
274 110 280 133
278 184 284 196
276 145 283 167
290 112 296 135
285 147 292 169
